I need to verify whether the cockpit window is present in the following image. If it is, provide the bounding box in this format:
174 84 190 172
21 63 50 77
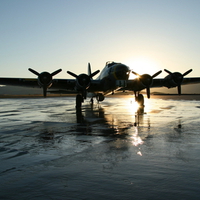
106 61 120 68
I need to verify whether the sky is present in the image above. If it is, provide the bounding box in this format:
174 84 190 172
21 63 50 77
0 0 200 84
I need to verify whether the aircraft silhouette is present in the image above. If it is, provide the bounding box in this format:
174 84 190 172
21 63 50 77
0 61 199 109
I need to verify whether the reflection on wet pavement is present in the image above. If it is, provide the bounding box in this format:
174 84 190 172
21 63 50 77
1 96 200 199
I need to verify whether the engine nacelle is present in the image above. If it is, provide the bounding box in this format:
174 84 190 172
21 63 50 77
75 74 91 91
67 65 100 96
139 74 153 87
37 72 53 88
163 72 183 88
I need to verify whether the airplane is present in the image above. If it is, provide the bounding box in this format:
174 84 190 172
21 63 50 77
0 61 200 110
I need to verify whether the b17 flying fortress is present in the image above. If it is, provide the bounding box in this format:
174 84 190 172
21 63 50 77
0 61 199 109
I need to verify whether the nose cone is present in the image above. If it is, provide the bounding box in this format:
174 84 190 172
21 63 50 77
115 64 130 80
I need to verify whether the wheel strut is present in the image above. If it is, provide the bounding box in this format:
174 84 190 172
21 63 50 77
76 94 83 109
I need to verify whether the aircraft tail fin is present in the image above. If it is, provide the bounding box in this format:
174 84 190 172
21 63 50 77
87 62 100 79
88 63 92 77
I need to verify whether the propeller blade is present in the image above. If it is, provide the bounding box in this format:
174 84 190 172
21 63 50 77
164 69 173 75
152 70 162 78
67 71 78 78
51 69 62 76
183 69 192 77
132 71 140 76
28 68 40 76
146 87 150 99
90 70 100 78
178 85 181 95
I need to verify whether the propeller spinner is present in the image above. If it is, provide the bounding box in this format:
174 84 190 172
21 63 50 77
28 68 62 97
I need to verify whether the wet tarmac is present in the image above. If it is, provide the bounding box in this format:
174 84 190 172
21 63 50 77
0 96 200 200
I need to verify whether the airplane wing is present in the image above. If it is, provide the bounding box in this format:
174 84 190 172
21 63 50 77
0 77 103 94
126 77 200 90
0 78 38 88
126 75 200 98
150 77 200 88
0 64 103 98
0 77 75 89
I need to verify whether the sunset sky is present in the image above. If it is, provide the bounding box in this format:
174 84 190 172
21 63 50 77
0 0 200 82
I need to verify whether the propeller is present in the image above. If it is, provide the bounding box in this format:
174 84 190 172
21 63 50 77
132 70 162 98
164 69 192 95
28 68 62 97
67 70 100 88
67 63 100 80
67 63 100 98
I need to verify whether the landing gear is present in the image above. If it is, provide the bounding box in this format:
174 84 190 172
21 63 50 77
90 97 94 105
76 94 83 109
135 93 144 114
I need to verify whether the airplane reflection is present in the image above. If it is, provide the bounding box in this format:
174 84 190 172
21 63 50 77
131 127 144 147
76 103 145 125
75 104 146 151
37 100 152 156
36 99 186 162
76 104 135 134
76 105 125 135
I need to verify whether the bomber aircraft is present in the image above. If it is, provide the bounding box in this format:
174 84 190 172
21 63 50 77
0 61 200 109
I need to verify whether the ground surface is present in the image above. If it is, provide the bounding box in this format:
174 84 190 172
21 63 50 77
0 95 200 200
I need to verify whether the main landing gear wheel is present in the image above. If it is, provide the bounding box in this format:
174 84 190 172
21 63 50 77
76 94 83 109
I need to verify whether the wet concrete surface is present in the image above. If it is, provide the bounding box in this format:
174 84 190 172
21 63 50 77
0 96 200 200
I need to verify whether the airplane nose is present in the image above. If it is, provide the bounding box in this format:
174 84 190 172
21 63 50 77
114 64 130 80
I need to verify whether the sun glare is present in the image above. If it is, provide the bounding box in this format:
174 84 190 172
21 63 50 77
124 57 162 79
126 98 140 114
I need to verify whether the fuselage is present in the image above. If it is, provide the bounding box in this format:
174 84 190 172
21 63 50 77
97 61 130 80
89 62 130 96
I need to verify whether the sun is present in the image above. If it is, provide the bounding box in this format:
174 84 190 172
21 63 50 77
123 57 162 79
